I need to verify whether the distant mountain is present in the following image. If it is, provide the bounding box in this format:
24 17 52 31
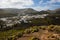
0 8 60 18
0 8 38 18
45 8 60 14
54 8 60 14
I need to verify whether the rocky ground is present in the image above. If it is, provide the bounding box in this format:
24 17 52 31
17 29 60 40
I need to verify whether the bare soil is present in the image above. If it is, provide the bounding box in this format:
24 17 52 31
17 29 60 40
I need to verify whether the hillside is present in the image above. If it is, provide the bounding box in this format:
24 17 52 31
0 8 60 40
0 8 39 18
0 25 60 40
0 8 60 18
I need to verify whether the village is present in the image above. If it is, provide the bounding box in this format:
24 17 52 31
0 14 49 29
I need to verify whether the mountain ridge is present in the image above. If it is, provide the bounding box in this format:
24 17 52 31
0 8 60 18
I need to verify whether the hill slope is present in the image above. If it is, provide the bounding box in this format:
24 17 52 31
0 8 38 17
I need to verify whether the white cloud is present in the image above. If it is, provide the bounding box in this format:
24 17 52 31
0 0 59 11
0 0 34 8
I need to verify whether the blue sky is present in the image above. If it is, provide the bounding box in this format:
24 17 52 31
33 0 60 11
0 0 60 11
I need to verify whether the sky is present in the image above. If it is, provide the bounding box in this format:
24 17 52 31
0 0 60 11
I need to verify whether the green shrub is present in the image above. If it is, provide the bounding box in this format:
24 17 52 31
31 28 39 33
16 32 23 38
39 26 46 30
48 25 55 31
29 37 40 40
7 36 15 40
30 26 39 33
24 29 31 34
7 32 24 40
39 26 42 29
54 26 60 33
